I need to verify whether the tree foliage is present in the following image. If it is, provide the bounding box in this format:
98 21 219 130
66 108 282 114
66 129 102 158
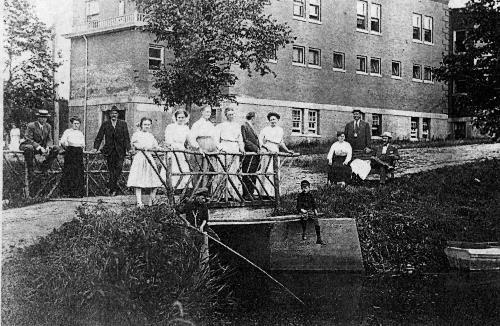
3 0 61 128
136 0 294 111
434 0 500 138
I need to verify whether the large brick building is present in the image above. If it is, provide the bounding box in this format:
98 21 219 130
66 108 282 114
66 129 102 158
65 0 450 146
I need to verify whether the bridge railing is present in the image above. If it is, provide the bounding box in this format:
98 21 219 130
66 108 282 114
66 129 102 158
2 149 298 208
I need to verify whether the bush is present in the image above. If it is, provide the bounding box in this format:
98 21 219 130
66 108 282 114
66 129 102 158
279 159 500 274
2 203 233 325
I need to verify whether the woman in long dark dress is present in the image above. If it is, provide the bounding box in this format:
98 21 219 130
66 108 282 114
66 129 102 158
327 131 352 186
60 117 85 197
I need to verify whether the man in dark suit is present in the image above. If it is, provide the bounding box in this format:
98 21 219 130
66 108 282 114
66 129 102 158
20 109 61 175
93 106 130 195
344 109 372 155
240 111 260 199
370 131 400 185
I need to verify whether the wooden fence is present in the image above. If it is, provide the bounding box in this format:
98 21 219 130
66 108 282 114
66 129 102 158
2 149 298 208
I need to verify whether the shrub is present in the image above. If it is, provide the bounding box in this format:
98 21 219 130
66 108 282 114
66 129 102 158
280 159 500 274
2 203 233 325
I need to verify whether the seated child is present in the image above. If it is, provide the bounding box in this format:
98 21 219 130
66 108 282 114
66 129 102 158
296 180 325 245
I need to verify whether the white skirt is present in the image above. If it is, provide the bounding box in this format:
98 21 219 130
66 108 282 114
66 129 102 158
127 152 163 188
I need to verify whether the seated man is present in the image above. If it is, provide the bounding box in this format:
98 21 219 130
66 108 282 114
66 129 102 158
20 109 61 175
370 131 400 185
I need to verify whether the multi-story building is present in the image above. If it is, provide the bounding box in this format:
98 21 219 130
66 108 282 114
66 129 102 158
448 8 483 139
65 0 450 146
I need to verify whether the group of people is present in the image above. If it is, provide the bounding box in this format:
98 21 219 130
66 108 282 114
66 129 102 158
327 109 400 186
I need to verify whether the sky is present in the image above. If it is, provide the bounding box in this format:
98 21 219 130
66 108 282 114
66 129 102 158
29 0 470 100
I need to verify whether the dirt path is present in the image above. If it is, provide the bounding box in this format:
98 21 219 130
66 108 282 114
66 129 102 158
3 143 500 260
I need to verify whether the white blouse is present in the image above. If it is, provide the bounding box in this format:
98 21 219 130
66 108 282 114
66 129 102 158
189 118 218 149
327 141 352 164
165 123 190 150
131 131 159 150
259 126 284 152
216 121 243 152
60 128 85 148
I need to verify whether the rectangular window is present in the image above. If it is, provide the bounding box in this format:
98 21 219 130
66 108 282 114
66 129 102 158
423 16 433 43
333 52 345 70
372 114 382 136
293 0 305 18
413 13 422 41
292 46 305 65
309 0 321 21
422 118 430 140
392 60 401 78
370 3 381 33
148 45 164 70
308 48 321 67
454 30 467 53
357 55 367 73
267 44 277 62
424 66 432 82
410 117 419 140
357 1 368 30
308 110 319 135
455 80 467 94
412 64 422 80
118 0 125 16
86 0 99 20
292 109 303 134
370 57 381 75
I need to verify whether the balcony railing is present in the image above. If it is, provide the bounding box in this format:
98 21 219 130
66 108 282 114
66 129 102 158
66 12 148 37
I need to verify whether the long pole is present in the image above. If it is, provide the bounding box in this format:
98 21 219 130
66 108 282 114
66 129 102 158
83 35 88 148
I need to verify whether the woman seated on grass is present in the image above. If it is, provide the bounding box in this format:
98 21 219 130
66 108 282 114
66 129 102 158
327 131 352 187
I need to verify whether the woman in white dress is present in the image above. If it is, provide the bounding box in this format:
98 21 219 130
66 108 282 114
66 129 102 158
60 117 86 197
216 107 244 200
8 123 21 151
127 117 163 207
189 106 219 190
163 109 191 191
257 112 294 198
327 131 353 186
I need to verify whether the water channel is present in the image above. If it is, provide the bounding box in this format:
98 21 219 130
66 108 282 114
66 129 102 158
224 270 500 325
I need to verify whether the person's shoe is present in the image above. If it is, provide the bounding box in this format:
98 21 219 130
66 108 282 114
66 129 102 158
302 234 307 241
316 239 326 245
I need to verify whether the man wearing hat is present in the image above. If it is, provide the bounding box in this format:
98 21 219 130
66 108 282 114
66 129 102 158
20 109 61 175
93 106 130 196
344 109 372 155
370 131 400 184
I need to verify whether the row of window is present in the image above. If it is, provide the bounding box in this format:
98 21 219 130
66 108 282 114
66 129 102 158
292 46 434 82
291 109 430 139
292 1 434 45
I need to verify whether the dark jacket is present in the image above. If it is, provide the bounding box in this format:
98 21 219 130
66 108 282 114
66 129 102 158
23 121 53 148
297 191 316 212
344 120 371 151
374 144 400 166
241 121 259 152
93 119 130 157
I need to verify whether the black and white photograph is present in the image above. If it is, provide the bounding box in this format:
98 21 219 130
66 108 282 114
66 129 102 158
2 0 499 325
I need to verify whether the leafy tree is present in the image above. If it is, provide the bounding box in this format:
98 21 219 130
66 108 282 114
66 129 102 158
3 0 61 128
434 0 500 138
136 0 294 112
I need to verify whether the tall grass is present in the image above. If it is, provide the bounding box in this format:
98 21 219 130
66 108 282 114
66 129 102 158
279 159 500 274
2 204 234 325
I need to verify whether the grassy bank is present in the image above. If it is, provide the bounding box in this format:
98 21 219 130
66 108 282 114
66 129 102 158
1 204 233 326
279 159 500 274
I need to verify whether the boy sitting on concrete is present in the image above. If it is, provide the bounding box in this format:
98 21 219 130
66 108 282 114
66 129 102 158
296 180 325 245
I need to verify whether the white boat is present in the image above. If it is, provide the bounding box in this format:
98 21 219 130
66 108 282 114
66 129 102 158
445 241 500 271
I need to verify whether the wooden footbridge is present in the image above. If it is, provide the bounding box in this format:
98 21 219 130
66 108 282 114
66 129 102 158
3 149 302 225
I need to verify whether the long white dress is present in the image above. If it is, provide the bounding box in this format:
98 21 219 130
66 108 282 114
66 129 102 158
216 121 244 200
164 123 191 190
257 125 284 197
9 128 20 151
189 118 219 189
127 131 163 188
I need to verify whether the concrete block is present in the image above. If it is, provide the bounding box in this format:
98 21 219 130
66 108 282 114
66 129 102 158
269 218 364 272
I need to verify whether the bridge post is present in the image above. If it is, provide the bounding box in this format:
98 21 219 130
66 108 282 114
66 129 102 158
165 155 175 204
23 155 30 198
273 154 280 209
